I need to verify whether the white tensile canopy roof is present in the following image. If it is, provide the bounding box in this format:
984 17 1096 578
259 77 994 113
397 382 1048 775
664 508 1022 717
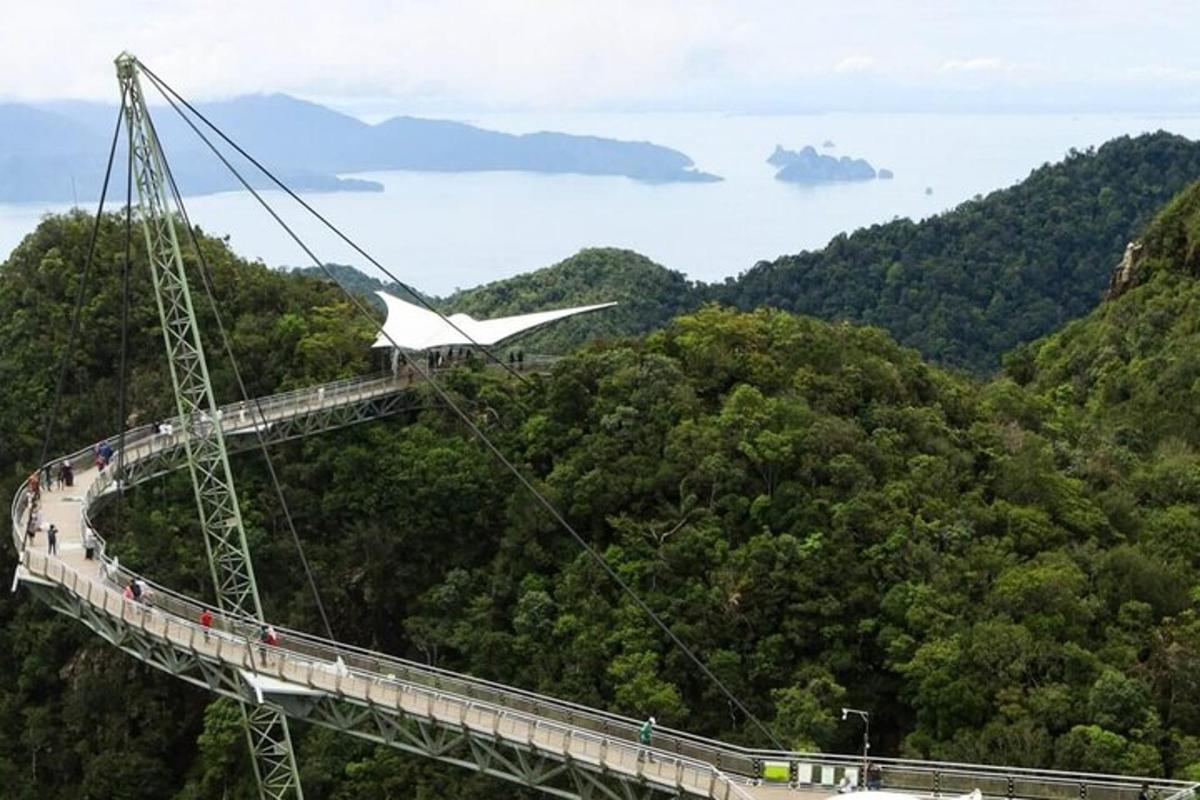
371 291 618 351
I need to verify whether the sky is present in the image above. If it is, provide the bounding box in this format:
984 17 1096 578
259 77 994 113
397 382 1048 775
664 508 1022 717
2 0 1200 114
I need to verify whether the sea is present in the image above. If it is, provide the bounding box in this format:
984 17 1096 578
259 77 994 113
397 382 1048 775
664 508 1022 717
3 111 1200 296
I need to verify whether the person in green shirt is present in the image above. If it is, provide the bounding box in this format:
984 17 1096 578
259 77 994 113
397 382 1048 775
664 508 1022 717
638 716 656 763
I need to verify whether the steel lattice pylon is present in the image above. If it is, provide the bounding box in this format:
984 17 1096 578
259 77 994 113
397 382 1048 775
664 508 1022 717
115 52 304 800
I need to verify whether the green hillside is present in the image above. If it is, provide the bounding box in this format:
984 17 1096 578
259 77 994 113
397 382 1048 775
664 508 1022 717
444 248 698 353
1011 177 1200 474
8 178 1200 796
307 132 1200 373
296 249 696 355
717 132 1200 372
289 263 431 310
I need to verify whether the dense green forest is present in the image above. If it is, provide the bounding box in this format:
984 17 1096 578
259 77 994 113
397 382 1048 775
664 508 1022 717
312 132 1200 372
717 132 1200 372
444 248 699 353
6 160 1200 797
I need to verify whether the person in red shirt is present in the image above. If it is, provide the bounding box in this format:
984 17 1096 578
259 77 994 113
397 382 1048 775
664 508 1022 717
200 608 213 641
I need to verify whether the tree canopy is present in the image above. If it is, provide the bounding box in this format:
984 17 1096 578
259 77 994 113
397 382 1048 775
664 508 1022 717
717 132 1200 372
5 161 1200 798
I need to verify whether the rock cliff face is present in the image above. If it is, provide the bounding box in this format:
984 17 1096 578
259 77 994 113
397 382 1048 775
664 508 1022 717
1107 179 1200 300
1106 241 1145 299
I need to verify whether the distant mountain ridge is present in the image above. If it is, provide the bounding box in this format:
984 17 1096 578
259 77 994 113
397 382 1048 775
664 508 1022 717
297 132 1200 373
0 94 719 202
722 132 1200 372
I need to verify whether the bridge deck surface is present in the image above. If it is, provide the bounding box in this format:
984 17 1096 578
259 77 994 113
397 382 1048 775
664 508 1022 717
17 376 766 799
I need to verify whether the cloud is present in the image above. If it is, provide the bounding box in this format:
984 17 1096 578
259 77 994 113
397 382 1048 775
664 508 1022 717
940 58 1017 73
834 56 876 74
1125 65 1200 82
0 1 1198 111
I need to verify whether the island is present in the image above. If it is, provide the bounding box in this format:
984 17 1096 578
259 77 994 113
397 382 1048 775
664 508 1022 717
878 168 894 179
767 144 878 183
0 94 720 202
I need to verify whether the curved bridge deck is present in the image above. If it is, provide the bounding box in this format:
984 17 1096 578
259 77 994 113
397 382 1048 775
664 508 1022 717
10 369 1198 800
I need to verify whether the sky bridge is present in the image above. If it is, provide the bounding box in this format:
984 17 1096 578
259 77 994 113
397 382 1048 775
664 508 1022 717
10 367 1198 800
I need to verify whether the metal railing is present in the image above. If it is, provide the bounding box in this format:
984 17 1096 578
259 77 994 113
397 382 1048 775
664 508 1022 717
16 545 752 800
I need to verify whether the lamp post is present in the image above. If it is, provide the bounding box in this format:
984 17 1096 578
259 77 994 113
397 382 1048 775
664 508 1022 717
841 707 871 787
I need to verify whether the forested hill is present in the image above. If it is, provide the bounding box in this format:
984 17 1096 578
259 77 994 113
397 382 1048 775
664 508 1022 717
444 248 698 352
963 178 1200 777
715 131 1200 372
8 182 1200 795
291 263 430 308
309 131 1200 373
296 249 698 354
1015 176 1200 453
0 213 380 482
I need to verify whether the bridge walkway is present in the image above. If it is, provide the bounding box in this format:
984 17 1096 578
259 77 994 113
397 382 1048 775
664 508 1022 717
14 367 764 799
10 370 1198 800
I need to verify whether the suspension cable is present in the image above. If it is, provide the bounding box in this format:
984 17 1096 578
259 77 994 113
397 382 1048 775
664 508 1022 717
138 63 784 747
37 94 126 477
137 93 338 643
116 118 133 532
139 62 530 388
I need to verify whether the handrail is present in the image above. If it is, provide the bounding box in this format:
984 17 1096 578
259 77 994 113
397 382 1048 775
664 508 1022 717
10 362 1197 800
17 545 753 800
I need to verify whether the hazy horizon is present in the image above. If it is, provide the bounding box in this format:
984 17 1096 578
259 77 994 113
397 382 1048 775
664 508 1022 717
21 95 1200 128
7 109 1197 296
3 1 1200 115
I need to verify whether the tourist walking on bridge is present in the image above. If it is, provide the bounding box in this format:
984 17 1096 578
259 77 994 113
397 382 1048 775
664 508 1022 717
200 608 213 641
638 716 656 763
25 502 39 546
258 624 277 663
46 524 58 555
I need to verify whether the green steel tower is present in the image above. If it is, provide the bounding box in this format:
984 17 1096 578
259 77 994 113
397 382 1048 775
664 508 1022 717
114 52 304 800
